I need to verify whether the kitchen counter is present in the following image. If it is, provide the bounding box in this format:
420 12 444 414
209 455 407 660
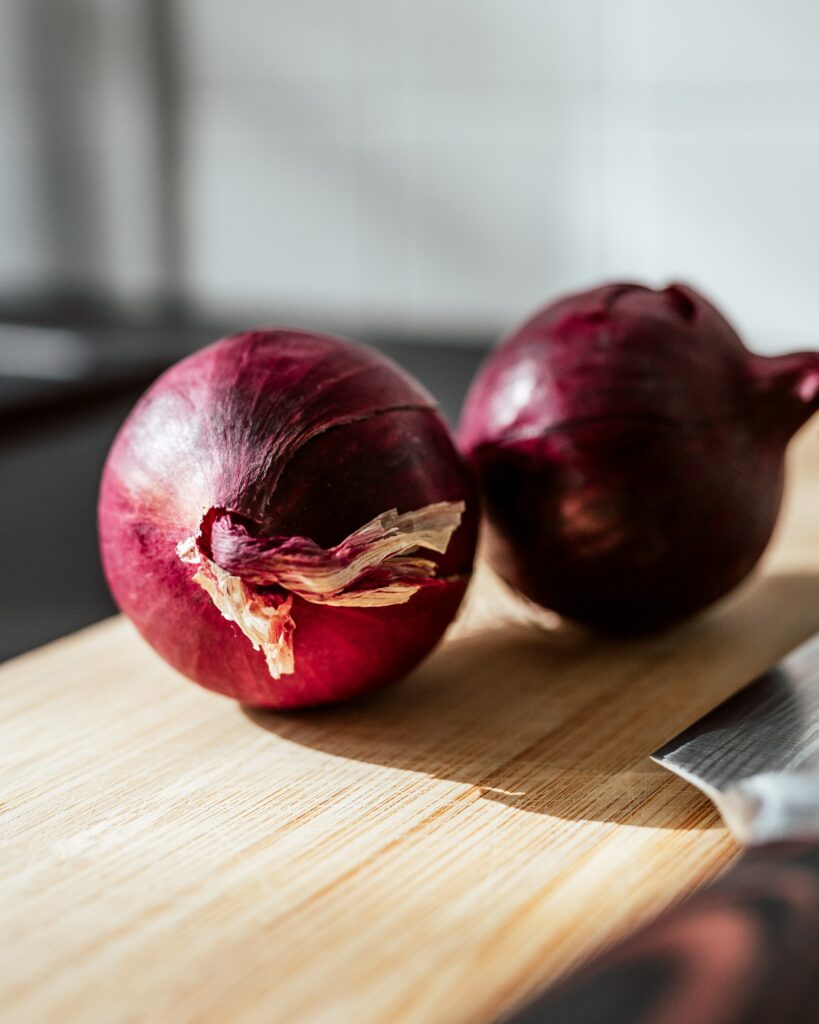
2 431 818 1024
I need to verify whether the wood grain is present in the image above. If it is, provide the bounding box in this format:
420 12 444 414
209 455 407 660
2 431 819 1024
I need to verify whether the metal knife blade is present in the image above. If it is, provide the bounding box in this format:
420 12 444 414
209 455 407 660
652 632 819 845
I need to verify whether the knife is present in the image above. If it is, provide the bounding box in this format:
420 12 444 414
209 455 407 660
503 632 819 1024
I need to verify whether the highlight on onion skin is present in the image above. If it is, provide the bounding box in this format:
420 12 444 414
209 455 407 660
460 282 819 633
99 329 478 708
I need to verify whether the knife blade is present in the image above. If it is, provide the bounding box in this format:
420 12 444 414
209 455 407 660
502 632 819 1024
653 633 819 846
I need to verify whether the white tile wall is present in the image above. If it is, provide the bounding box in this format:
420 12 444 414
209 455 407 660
0 85 47 290
0 0 165 306
184 87 362 314
3 0 819 351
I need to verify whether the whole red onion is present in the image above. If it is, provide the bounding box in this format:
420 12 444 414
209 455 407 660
460 282 819 632
100 329 478 707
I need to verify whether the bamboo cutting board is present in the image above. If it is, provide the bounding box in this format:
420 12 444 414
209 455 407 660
2 434 819 1024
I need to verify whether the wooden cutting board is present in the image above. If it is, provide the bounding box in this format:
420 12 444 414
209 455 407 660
2 432 819 1024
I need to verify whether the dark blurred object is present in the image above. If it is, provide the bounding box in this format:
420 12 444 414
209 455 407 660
0 317 488 662
0 323 198 421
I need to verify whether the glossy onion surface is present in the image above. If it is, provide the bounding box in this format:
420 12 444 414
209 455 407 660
100 329 478 707
460 282 819 631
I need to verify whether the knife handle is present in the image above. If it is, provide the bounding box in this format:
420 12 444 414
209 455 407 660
502 842 819 1024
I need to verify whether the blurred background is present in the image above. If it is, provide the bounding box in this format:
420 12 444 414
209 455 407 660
2 0 819 660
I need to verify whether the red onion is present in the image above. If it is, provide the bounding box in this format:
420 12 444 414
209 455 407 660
99 329 478 707
460 282 819 632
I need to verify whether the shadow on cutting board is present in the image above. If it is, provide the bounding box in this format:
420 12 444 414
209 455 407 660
243 571 819 830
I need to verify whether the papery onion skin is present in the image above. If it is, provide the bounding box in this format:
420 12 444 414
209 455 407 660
99 329 478 708
460 282 819 632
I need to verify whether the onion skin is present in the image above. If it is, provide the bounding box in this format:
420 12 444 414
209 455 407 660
460 282 819 632
99 329 478 708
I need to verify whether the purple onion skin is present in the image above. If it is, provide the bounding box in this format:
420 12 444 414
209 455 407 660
460 283 819 632
99 329 478 708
